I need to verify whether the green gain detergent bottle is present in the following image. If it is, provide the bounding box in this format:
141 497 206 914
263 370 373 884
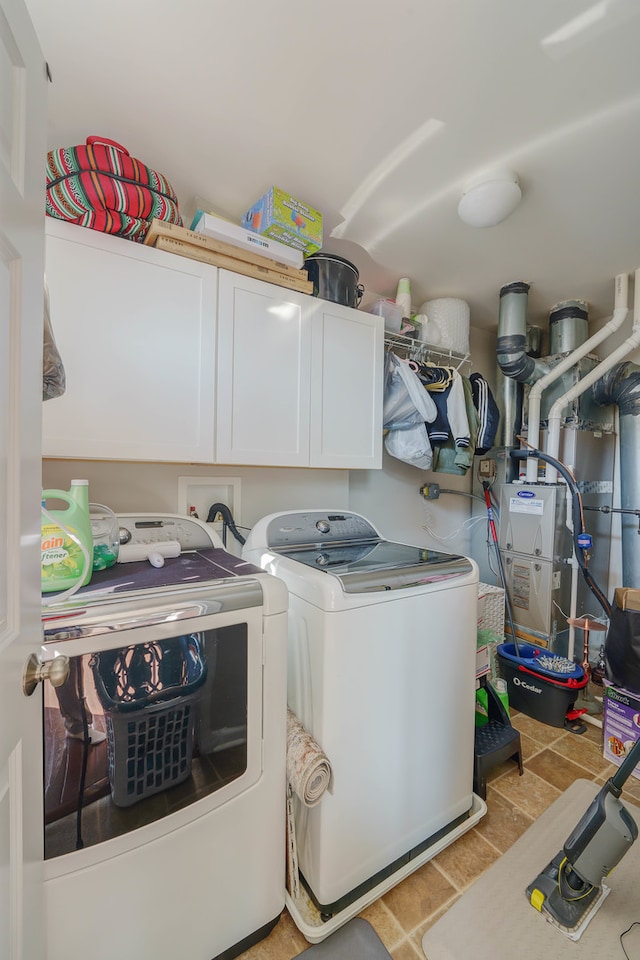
41 480 94 593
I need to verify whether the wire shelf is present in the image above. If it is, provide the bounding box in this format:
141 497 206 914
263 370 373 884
384 331 470 370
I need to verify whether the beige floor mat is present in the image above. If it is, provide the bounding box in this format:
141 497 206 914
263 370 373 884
422 778 640 960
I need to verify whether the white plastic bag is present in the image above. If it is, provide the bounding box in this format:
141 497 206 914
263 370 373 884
385 423 433 470
383 352 436 430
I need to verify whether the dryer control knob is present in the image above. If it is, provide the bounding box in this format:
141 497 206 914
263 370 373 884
316 553 330 566
316 519 330 534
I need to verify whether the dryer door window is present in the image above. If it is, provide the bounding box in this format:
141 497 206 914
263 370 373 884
44 623 251 859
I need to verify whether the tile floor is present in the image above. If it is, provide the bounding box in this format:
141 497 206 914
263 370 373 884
236 711 640 960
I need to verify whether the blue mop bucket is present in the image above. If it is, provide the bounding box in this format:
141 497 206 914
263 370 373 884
497 642 588 727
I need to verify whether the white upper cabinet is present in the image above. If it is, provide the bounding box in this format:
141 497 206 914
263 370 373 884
42 219 217 462
309 300 383 469
216 272 312 466
215 271 383 469
42 224 384 468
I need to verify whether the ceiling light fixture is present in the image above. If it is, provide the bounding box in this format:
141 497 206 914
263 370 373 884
457 167 522 228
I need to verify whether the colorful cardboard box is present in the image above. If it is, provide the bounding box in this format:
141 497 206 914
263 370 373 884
189 209 304 269
242 187 323 255
603 683 640 781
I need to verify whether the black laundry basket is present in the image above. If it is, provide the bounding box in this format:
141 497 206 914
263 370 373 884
91 634 207 807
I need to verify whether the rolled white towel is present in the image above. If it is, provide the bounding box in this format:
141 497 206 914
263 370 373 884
286 708 334 806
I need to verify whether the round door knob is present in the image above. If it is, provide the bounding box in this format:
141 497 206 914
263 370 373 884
22 653 70 697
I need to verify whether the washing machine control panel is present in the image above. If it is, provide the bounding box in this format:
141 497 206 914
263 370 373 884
266 511 379 548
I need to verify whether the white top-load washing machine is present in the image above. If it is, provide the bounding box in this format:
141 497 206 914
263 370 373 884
243 510 479 917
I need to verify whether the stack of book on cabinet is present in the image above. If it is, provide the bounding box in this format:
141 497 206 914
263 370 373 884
144 218 313 295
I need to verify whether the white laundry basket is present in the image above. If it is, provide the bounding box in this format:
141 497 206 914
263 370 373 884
419 298 470 354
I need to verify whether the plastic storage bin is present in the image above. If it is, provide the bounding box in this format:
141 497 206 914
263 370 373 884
369 298 404 332
496 642 587 728
477 583 505 636
477 582 505 679
91 634 207 807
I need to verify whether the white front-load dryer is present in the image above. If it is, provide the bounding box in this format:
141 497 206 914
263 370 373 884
243 509 479 916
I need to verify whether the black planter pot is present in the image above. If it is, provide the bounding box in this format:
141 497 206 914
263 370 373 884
304 253 364 308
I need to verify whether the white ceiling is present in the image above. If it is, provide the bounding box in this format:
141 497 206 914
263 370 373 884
25 0 640 332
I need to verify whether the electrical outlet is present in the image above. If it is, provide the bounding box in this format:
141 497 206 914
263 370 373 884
479 458 496 478
419 483 440 500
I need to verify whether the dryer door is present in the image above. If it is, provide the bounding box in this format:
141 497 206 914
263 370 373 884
43 611 263 860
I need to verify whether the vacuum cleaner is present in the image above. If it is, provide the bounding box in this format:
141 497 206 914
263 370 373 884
527 733 640 939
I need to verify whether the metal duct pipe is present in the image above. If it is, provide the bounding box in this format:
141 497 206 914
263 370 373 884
548 300 589 355
545 269 639 484
526 325 543 358
496 282 551 383
495 365 520 446
526 274 629 483
496 282 550 479
494 365 521 482
593 362 640 588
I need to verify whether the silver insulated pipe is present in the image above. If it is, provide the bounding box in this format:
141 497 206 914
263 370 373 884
548 300 589 355
593 363 640 588
496 282 551 385
495 282 550 472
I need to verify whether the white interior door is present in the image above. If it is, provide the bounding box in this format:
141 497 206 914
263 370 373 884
0 0 47 957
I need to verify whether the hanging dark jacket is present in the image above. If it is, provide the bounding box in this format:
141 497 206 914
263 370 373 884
470 373 500 455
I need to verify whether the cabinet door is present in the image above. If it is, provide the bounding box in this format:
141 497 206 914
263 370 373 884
309 303 384 469
216 271 312 466
42 219 217 462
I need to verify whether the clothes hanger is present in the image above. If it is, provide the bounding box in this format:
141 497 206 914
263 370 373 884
400 358 420 372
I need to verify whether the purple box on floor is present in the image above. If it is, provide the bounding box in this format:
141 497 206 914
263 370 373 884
603 684 640 781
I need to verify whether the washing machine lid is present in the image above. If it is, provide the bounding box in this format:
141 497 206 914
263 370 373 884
258 511 472 593
274 540 471 592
